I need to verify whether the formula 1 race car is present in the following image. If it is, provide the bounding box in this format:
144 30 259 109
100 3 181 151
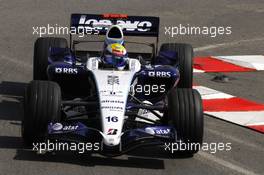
22 14 203 157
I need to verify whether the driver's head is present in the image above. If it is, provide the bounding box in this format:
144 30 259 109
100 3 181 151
103 43 128 70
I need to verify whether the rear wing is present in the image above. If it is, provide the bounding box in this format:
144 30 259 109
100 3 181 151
70 13 160 37
70 13 160 57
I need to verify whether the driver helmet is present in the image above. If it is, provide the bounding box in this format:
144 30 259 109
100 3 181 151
103 43 128 70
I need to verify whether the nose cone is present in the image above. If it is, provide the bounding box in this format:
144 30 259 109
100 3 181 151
103 135 121 146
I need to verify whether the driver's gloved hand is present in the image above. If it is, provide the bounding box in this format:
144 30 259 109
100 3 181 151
76 56 87 63
137 55 147 65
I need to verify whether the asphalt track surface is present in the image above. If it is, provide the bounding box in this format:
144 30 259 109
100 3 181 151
0 0 264 175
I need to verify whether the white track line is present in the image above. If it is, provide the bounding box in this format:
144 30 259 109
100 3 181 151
194 37 264 52
198 151 259 175
0 55 32 69
206 128 263 151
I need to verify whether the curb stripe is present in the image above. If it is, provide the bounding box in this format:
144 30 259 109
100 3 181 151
193 68 205 73
194 56 254 72
203 97 264 112
194 86 233 99
194 86 264 133
193 55 264 72
214 55 264 70
247 125 264 133
206 111 264 126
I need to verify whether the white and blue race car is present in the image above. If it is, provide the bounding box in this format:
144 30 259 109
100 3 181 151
22 14 203 157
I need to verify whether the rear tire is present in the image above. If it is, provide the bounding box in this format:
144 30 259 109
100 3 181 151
159 43 193 88
33 37 68 80
167 88 203 155
22 80 61 146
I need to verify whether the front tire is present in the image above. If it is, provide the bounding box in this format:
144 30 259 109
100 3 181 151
167 88 203 155
159 43 193 88
33 37 68 80
22 80 61 146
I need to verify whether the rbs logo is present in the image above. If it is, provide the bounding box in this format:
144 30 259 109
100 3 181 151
148 71 171 78
55 68 78 74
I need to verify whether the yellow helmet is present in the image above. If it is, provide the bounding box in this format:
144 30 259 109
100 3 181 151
104 43 127 69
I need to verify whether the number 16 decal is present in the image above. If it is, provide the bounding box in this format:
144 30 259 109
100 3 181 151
106 116 118 122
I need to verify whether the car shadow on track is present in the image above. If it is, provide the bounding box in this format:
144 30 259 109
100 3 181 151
11 144 191 169
0 135 191 169
0 81 27 121
0 136 24 149
0 99 22 121
0 81 27 97
14 148 166 169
